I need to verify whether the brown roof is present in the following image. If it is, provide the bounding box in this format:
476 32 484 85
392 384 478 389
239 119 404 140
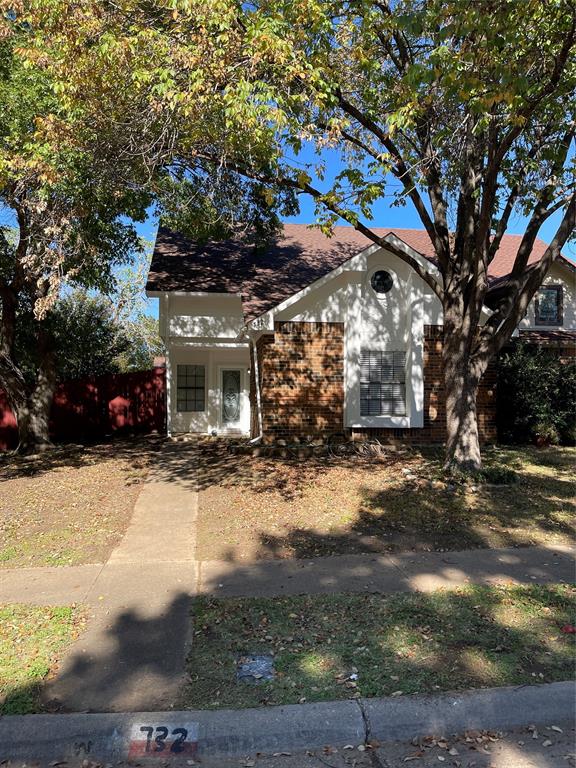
146 224 571 322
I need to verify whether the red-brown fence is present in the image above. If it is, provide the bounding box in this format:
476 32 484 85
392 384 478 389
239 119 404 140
0 367 166 451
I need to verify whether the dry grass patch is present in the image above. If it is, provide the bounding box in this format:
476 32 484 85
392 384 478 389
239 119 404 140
183 584 576 711
195 443 575 561
0 436 163 568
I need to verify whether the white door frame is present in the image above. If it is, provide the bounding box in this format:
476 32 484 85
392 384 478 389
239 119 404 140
216 364 249 433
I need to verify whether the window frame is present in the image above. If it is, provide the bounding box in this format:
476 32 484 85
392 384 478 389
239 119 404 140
534 284 563 326
175 364 206 413
359 349 407 418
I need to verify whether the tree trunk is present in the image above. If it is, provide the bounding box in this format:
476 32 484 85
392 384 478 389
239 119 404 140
442 305 489 473
18 325 57 453
15 383 55 454
0 314 56 454
443 361 482 473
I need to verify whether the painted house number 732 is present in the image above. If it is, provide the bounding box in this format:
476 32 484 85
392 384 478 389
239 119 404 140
139 725 188 753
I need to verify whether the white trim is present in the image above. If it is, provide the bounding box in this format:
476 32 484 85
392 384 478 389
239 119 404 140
248 235 443 330
160 293 170 340
166 341 173 436
169 340 249 349
384 233 442 279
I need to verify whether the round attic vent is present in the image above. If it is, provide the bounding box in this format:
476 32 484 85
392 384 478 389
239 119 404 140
370 269 394 294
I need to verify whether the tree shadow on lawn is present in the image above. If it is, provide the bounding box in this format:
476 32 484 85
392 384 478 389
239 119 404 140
196 442 575 560
1 593 192 717
0 434 165 484
185 582 576 714
3 581 573 733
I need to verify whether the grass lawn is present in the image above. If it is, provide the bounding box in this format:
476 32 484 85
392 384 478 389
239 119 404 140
0 437 162 568
196 443 575 561
183 584 576 711
0 604 86 714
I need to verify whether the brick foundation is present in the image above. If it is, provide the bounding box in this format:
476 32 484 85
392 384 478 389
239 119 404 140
250 322 497 444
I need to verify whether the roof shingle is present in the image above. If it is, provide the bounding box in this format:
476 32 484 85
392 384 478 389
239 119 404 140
146 224 568 322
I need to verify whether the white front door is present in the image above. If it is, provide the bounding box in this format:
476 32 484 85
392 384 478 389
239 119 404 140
221 368 243 429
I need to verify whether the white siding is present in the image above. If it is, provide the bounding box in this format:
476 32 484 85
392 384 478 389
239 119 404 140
158 293 250 435
169 345 250 435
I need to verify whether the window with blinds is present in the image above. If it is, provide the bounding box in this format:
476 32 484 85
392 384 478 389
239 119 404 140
176 364 206 412
360 350 406 417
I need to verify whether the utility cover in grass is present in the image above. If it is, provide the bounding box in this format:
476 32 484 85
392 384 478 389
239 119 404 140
236 654 275 684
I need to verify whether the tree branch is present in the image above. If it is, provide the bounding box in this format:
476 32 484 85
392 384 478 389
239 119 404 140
192 149 444 300
479 15 576 233
335 92 449 267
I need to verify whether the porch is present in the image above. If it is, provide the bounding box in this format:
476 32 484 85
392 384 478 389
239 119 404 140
167 345 251 436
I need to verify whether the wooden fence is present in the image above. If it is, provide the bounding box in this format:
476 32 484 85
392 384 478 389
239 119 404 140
0 367 166 450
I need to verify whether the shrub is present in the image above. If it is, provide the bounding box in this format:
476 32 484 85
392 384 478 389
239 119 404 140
497 343 576 446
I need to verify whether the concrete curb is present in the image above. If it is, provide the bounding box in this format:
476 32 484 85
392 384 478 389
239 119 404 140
362 680 576 743
0 682 573 763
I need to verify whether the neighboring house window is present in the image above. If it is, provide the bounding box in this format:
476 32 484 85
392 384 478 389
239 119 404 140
360 350 406 416
176 364 205 411
535 285 563 326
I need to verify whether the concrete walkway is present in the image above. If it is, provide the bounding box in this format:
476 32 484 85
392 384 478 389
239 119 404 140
21 442 199 713
3 544 573 606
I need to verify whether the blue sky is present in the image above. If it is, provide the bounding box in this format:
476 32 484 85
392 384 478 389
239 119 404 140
138 143 575 256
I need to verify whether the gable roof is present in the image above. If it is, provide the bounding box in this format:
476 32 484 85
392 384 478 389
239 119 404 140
146 223 570 322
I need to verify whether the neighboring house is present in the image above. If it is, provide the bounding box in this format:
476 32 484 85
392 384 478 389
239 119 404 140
146 225 576 442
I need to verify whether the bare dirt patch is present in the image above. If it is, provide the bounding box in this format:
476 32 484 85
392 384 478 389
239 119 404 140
196 443 575 562
0 436 163 568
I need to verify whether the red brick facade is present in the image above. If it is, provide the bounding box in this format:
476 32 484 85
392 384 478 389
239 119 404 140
251 322 497 444
351 326 497 444
252 321 345 441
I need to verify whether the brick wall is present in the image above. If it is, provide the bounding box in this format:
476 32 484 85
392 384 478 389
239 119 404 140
351 326 497 444
251 322 497 445
252 321 345 441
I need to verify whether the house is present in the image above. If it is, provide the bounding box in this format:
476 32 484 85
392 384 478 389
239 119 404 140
146 225 576 442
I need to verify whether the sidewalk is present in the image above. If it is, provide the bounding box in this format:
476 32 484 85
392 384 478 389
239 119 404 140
1 438 573 714
197 543 574 597
3 545 573 605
